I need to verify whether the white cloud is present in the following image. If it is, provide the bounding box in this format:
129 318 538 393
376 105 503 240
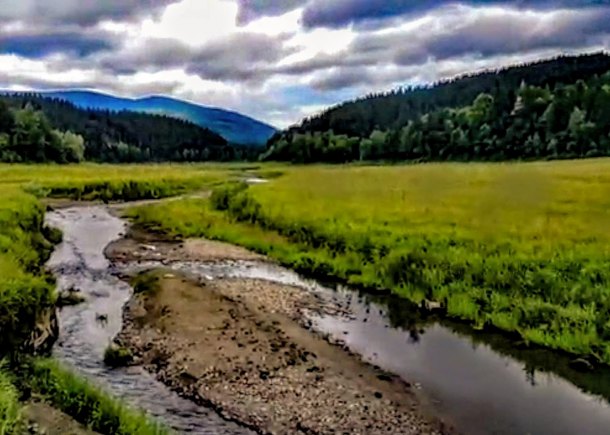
140 0 239 46
0 0 608 127
0 54 100 85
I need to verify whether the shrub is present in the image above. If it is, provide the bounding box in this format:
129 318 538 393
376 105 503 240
104 345 133 368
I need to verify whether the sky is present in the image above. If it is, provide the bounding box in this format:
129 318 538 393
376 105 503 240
0 1 609 128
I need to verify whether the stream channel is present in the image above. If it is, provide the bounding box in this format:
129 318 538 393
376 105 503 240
46 205 610 435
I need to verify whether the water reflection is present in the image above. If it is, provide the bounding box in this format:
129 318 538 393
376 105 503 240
313 287 610 435
145 257 610 435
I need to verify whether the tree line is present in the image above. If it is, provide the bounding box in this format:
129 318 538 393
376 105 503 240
0 100 85 163
0 94 258 163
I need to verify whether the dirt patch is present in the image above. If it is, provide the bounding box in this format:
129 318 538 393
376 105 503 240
116 272 449 435
106 228 264 263
23 401 98 435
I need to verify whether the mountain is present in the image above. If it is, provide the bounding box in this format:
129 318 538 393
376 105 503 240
0 93 258 163
33 90 276 146
263 52 610 163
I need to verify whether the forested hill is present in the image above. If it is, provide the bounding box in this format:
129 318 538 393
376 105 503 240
0 94 255 163
263 52 610 163
37 90 277 146
288 52 610 137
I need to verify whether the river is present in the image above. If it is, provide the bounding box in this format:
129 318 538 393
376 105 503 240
46 205 610 435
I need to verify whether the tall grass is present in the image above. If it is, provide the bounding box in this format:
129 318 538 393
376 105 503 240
0 186 57 356
128 160 610 364
27 359 168 435
0 366 21 434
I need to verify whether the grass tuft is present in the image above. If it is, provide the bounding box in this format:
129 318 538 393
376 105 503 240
27 359 168 435
103 345 133 368
0 365 21 434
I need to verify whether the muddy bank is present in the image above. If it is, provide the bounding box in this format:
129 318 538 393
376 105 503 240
106 227 264 264
23 401 98 435
108 236 448 434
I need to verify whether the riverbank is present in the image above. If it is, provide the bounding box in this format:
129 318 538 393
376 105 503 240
126 162 610 366
22 400 98 435
108 231 450 434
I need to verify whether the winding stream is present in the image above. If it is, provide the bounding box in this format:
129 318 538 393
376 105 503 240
47 205 610 435
46 207 252 434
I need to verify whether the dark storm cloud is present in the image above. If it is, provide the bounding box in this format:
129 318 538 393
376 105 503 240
98 39 192 73
187 32 292 81
300 0 607 28
181 33 288 82
373 6 610 65
0 31 116 58
0 0 173 26
270 2 610 83
414 8 610 62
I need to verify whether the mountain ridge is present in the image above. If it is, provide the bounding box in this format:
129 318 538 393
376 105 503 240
9 89 276 146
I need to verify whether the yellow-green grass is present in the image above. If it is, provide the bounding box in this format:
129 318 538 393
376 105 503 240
27 359 168 435
0 163 241 433
0 163 244 185
0 366 21 434
0 163 237 201
0 186 56 355
127 159 610 363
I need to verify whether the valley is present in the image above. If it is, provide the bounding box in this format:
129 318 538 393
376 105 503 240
3 161 610 434
1 48 610 434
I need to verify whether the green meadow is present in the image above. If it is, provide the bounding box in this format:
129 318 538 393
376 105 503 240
5 159 610 431
128 159 610 364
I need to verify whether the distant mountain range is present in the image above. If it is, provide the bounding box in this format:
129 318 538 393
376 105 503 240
27 90 276 146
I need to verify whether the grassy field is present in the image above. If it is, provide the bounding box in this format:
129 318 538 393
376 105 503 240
128 159 610 364
0 163 242 434
0 163 235 201
3 159 610 430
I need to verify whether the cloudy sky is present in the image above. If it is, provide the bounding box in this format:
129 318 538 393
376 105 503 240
0 1 609 127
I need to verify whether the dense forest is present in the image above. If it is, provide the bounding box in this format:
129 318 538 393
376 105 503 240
0 94 256 163
263 52 610 163
0 100 85 163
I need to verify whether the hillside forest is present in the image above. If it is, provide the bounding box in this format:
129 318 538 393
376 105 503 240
263 52 610 163
0 95 256 163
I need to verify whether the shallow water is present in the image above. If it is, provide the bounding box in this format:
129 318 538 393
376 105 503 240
128 261 610 435
46 206 252 434
48 206 610 435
